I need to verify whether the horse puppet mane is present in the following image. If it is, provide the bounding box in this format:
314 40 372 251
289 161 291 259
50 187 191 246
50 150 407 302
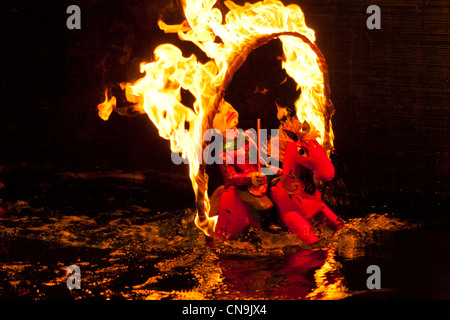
269 115 320 164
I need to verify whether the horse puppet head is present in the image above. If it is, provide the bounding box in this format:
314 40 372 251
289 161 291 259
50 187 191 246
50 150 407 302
279 116 335 182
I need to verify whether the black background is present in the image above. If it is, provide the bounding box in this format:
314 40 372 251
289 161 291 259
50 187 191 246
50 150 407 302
1 0 448 197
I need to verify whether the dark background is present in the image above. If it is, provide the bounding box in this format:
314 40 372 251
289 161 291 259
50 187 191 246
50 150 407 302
0 0 448 198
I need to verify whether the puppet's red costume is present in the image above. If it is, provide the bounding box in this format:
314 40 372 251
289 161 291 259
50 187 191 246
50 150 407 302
214 132 275 240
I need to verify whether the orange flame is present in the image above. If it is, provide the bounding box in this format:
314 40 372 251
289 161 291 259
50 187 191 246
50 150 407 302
98 90 116 121
97 0 334 237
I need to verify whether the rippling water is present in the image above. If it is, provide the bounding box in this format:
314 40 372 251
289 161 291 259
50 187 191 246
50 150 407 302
0 167 448 299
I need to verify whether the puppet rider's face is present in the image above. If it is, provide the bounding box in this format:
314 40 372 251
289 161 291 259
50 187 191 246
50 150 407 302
212 100 239 135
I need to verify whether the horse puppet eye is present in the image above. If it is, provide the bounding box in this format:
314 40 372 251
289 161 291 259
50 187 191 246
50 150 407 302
297 146 308 157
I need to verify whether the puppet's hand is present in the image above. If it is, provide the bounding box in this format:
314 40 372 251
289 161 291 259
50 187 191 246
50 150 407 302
249 172 267 187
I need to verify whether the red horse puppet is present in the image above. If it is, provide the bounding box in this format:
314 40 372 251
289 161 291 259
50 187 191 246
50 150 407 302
268 116 344 244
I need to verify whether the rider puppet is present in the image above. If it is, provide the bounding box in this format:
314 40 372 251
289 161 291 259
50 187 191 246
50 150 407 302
210 100 280 240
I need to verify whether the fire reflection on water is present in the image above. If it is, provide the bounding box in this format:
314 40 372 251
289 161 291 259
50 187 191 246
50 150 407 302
0 195 416 300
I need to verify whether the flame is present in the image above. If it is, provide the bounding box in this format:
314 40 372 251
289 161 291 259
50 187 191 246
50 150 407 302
98 90 116 121
97 0 334 236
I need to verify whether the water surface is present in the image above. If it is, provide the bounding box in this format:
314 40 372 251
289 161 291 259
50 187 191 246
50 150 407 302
0 167 448 299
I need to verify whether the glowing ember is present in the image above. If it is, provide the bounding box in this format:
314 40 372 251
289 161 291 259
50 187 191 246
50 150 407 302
97 0 334 237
